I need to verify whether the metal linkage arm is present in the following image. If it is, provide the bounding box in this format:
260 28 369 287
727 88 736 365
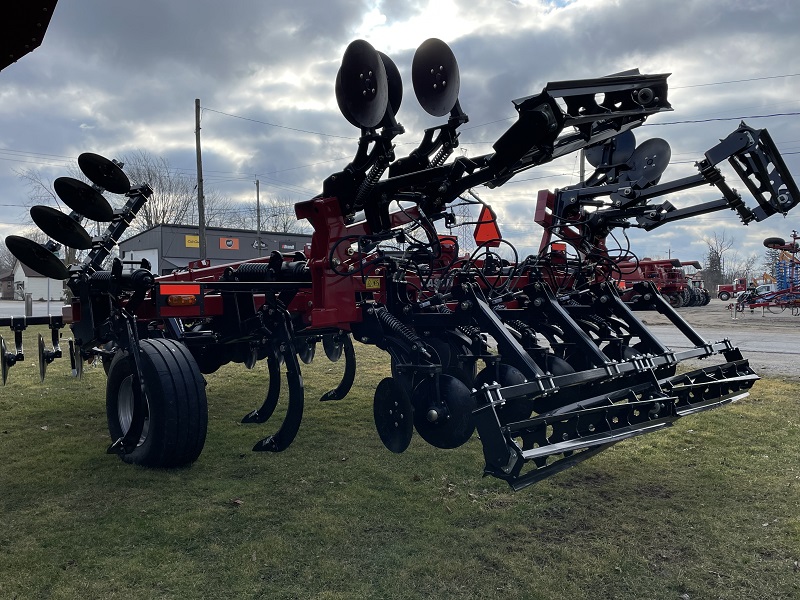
488 72 672 187
388 102 468 178
361 72 673 233
550 123 798 236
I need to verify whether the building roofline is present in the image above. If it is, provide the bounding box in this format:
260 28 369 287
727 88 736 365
122 223 311 244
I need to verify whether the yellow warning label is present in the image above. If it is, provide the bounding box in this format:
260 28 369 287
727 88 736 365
365 277 381 290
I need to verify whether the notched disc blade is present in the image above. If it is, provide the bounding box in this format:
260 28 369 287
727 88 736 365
78 153 130 195
373 377 413 453
6 235 69 280
621 138 671 185
54 177 114 222
30 205 92 250
412 38 460 117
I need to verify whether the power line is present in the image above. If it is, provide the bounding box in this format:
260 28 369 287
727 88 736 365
202 107 356 140
646 112 800 126
672 73 800 89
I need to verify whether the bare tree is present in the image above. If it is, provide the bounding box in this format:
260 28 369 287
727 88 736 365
703 231 736 289
120 149 234 234
121 150 194 233
184 188 233 229
0 239 16 272
727 252 758 280
234 195 307 234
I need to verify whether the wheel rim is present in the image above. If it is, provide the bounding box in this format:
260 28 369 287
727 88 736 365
118 374 150 446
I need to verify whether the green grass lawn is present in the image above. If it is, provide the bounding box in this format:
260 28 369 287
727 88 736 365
1 326 799 599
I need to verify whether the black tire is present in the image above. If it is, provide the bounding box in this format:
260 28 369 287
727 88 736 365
106 339 208 467
718 291 731 301
763 237 785 249
682 288 693 306
667 293 684 308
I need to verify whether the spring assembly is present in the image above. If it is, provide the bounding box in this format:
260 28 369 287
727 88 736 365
430 146 453 168
356 160 388 206
373 305 424 348
230 262 274 282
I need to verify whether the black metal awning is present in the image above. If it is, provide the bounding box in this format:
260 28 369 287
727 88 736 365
1 1 59 73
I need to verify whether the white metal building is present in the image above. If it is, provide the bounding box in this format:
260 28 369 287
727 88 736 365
12 261 64 301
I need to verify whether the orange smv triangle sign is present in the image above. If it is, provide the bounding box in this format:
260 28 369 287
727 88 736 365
472 205 501 248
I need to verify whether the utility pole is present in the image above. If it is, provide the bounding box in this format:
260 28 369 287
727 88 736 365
255 178 261 257
195 98 207 260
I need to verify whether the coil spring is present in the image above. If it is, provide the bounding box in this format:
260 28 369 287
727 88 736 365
89 271 113 282
233 262 273 282
374 305 423 347
430 146 453 168
356 162 387 206
457 325 481 339
507 319 531 333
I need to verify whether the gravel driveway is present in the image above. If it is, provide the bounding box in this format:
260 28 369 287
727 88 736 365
641 299 799 378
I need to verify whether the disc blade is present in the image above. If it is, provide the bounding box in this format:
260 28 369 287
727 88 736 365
378 51 403 128
6 235 69 280
1 336 8 386
373 377 414 453
38 333 46 383
585 130 636 168
298 340 316 365
337 39 388 129
78 153 130 194
54 177 114 222
412 38 460 117
323 333 344 362
335 68 361 128
620 138 671 185
411 374 475 449
30 205 93 250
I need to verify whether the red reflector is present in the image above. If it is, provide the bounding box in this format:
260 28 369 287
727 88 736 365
159 283 201 295
167 295 198 307
473 206 501 248
552 242 567 252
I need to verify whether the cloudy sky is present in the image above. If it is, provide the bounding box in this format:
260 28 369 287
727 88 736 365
2 0 799 269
